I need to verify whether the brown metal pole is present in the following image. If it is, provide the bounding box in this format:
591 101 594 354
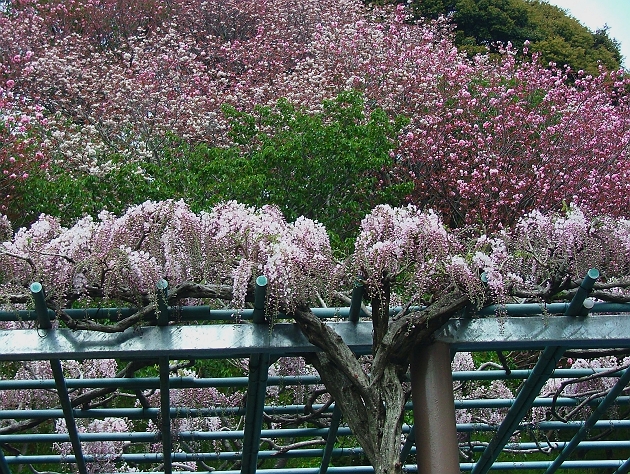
410 342 460 474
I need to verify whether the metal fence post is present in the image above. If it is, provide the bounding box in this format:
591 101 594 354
411 341 460 474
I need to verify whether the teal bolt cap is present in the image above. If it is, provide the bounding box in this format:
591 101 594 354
587 268 600 280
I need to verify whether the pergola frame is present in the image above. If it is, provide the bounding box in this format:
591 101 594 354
0 277 629 473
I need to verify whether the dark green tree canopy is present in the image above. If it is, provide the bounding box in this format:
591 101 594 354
405 0 623 74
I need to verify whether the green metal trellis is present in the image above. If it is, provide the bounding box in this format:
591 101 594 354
0 270 628 473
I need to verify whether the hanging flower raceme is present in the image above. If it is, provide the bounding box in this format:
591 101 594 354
192 200 335 311
0 200 334 311
351 204 484 304
472 206 630 300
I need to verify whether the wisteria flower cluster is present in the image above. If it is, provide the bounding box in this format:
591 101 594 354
531 356 630 425
351 204 480 304
2 202 630 313
55 417 133 472
477 206 630 299
0 200 334 312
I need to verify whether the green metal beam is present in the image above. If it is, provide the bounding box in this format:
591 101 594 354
4 444 630 468
1 314 630 362
435 315 630 350
50 359 87 474
613 457 630 474
0 393 624 423
564 268 599 316
0 375 322 390
0 445 10 474
253 275 268 323
399 424 415 463
159 357 173 474
30 282 51 330
156 279 169 326
348 280 364 323
6 291 630 324
319 404 343 474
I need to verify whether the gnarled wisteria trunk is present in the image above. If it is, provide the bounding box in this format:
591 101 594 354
293 286 470 474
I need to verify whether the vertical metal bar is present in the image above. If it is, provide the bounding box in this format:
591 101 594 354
156 279 169 326
242 276 270 474
319 404 342 474
253 276 268 323
411 342 460 474
0 445 11 474
565 268 599 316
241 353 270 474
159 357 172 474
40 279 84 473
30 282 52 329
348 280 364 323
544 366 630 474
50 360 87 474
471 345 566 474
399 424 416 464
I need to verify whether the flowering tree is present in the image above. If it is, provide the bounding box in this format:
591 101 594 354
0 88 49 219
3 0 629 229
2 202 630 473
397 55 630 228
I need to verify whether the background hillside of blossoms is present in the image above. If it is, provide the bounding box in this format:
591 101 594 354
2 0 630 242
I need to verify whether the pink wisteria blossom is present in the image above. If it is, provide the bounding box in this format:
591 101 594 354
0 200 334 310
1 201 629 314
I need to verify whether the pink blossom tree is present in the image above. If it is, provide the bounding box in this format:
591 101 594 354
3 0 630 229
0 88 49 219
